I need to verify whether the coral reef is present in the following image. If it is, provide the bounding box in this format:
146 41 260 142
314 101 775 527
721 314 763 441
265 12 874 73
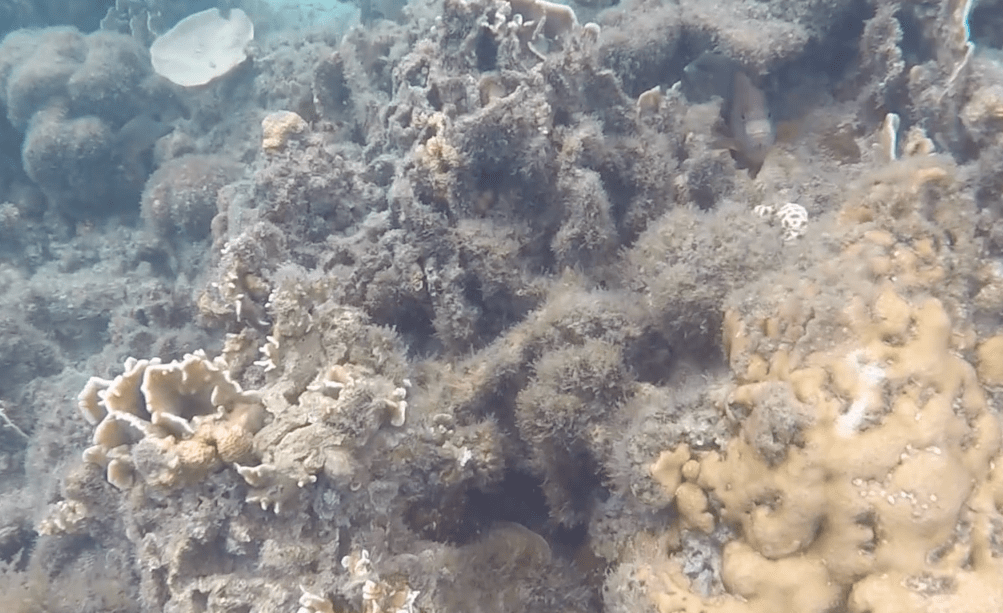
0 0 1002 611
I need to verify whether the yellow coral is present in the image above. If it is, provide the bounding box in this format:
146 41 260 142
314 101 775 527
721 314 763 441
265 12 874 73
173 437 219 483
211 422 256 463
261 110 308 151
641 160 1003 613
649 443 690 500
976 335 1003 386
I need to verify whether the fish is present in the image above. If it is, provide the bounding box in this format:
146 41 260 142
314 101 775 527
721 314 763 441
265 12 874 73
726 70 775 170
114 114 173 155
682 52 777 172
681 51 738 103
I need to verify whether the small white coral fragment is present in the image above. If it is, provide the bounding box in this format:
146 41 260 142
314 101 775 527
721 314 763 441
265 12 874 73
254 335 280 372
342 548 372 577
235 462 278 488
307 364 354 395
777 203 808 241
38 500 88 535
877 112 900 162
298 586 334 613
753 203 808 241
235 462 298 513
385 387 408 427
362 579 420 613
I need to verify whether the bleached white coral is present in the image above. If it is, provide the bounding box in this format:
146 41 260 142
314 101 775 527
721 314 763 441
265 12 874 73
342 549 419 613
38 499 88 535
753 202 808 241
297 586 334 613
777 203 808 241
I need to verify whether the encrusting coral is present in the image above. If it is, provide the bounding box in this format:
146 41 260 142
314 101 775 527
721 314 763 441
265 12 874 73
621 156 1003 613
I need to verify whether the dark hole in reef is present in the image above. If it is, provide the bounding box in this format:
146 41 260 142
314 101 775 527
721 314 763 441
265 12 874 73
468 469 551 530
46 534 98 577
404 468 592 552
475 27 498 72
0 115 23 162
427 84 443 111
149 567 170 607
137 243 176 278
803 0 869 79
625 329 676 384
563 450 604 520
295 91 319 124
0 524 35 572
384 297 437 358
597 162 634 237
553 522 588 554
403 467 585 545
402 470 547 544
895 7 936 66
349 121 367 146
315 54 352 115
192 590 209 613
627 320 725 384
458 275 532 351
474 167 511 193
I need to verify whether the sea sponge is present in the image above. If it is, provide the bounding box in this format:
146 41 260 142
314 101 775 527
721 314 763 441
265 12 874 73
1 27 167 216
21 108 117 217
0 27 86 130
65 30 152 124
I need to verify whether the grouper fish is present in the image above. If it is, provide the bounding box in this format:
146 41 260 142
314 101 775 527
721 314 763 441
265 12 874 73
682 52 776 172
727 70 775 169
